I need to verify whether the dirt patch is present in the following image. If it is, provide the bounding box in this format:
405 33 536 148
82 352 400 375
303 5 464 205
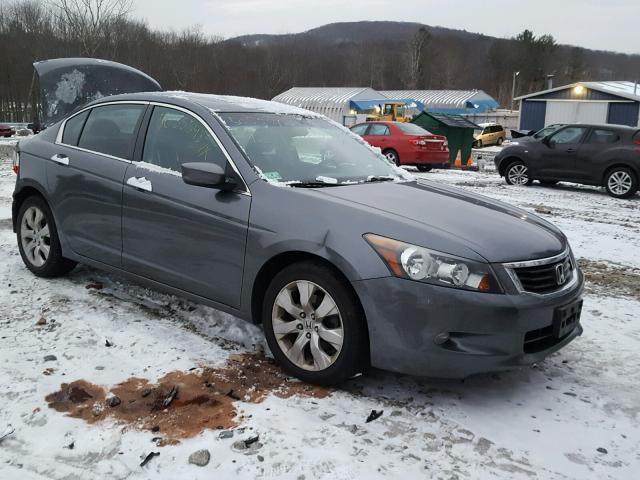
578 259 640 300
46 353 330 445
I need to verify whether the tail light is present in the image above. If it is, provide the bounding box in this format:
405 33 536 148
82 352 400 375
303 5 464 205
11 147 20 175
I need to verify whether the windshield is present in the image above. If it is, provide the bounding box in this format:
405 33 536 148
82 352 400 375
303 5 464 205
474 128 483 136
218 112 404 185
396 123 429 135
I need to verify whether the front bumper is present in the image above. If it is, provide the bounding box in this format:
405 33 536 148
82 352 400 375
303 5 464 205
352 270 584 378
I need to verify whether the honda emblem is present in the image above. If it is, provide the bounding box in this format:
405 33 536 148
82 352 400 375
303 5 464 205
555 263 567 285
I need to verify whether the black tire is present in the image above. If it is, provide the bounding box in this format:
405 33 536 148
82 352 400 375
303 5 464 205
383 149 400 166
504 160 533 186
497 137 504 146
262 261 369 385
16 195 77 278
416 165 432 172
604 167 638 199
539 180 558 186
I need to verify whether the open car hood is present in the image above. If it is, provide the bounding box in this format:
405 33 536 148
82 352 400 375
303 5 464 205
34 58 162 126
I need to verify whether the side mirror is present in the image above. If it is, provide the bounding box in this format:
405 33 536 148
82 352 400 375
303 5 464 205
542 136 551 147
181 162 237 191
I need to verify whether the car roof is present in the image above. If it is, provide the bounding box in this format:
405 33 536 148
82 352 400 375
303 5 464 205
478 122 499 127
87 91 319 116
561 123 637 132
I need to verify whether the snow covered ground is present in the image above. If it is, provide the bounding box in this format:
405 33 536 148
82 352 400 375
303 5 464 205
0 148 639 479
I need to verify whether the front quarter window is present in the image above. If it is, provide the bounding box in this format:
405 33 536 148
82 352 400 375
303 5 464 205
218 112 407 185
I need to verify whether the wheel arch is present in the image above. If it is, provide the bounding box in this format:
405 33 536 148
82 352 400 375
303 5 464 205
250 251 366 327
498 155 524 177
12 183 50 232
602 162 639 186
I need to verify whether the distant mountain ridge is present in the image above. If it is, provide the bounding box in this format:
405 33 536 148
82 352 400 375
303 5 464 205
230 21 486 47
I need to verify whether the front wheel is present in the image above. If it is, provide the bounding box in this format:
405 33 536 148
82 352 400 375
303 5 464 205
17 196 77 277
262 261 368 385
504 161 533 186
416 165 432 172
605 167 638 199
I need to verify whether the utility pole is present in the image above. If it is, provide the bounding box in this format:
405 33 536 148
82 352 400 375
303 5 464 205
511 71 520 112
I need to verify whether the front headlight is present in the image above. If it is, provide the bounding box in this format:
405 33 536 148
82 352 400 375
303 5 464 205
364 233 502 293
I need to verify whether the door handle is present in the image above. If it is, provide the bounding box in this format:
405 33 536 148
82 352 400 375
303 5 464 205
126 176 153 192
566 148 577 153
51 153 69 166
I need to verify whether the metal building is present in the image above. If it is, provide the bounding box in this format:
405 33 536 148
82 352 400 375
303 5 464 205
272 87 388 124
516 81 640 131
379 90 499 114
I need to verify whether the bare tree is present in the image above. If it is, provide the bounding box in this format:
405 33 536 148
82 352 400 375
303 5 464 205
50 0 132 56
408 27 430 89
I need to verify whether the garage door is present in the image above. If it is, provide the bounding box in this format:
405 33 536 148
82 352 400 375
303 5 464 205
545 101 608 125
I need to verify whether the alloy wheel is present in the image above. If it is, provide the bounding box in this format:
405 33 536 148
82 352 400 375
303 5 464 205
20 206 50 267
508 164 530 185
271 280 344 371
607 171 632 196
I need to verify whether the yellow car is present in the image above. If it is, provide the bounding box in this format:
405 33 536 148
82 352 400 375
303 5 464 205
474 123 506 148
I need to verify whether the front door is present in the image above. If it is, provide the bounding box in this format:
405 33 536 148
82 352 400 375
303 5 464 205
121 105 251 308
46 102 147 266
532 126 588 180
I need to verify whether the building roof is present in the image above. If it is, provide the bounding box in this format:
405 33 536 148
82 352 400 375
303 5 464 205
272 87 386 107
380 90 498 112
515 81 640 102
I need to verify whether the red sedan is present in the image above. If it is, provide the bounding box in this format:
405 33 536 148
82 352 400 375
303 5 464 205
0 123 15 138
350 121 448 172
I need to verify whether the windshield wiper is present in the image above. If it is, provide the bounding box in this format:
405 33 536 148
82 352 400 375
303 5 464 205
289 181 342 188
365 175 396 183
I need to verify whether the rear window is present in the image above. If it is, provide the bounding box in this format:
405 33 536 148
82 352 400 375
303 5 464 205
586 129 620 145
77 104 145 159
62 110 89 146
396 123 429 135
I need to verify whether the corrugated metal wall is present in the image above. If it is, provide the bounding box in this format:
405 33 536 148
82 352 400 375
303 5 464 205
545 101 608 125
520 100 546 130
607 102 640 126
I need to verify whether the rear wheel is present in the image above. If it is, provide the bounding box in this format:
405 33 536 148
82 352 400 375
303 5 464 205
604 167 637 199
497 137 504 146
504 161 533 186
17 196 76 277
262 261 368 385
383 149 400 166
416 165 432 172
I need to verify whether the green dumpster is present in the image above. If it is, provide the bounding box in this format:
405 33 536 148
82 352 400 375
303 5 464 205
412 111 480 165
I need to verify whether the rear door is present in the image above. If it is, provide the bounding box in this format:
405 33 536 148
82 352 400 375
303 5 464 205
47 102 147 266
574 128 622 181
531 126 588 180
121 105 251 308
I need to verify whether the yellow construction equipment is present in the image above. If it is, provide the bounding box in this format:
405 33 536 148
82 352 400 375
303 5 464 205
366 101 411 122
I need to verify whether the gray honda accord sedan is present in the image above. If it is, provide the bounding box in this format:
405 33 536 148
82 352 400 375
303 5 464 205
12 91 584 385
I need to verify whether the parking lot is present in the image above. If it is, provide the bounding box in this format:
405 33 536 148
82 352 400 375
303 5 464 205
0 149 638 479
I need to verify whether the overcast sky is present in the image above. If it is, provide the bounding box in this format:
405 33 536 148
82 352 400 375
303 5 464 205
132 0 639 55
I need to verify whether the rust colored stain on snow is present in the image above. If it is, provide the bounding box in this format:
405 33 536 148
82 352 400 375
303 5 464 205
46 353 331 445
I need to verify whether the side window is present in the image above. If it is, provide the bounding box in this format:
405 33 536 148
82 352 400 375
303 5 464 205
350 124 368 136
78 104 145 159
142 106 226 172
368 124 390 136
549 127 588 145
495 125 504 132
62 110 89 146
586 129 620 145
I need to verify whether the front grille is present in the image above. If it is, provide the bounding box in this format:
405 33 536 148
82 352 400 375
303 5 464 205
511 255 573 294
